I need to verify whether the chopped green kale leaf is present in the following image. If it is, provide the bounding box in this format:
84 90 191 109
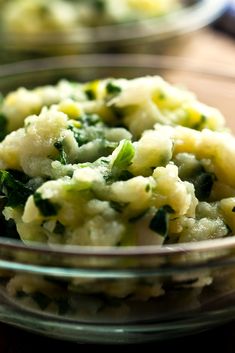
84 89 96 100
79 114 102 126
69 115 105 147
110 201 129 213
92 0 105 12
34 192 60 217
0 170 34 207
54 140 67 165
194 172 215 201
149 207 169 237
118 170 134 181
0 113 8 141
106 81 122 95
111 140 135 174
162 204 175 214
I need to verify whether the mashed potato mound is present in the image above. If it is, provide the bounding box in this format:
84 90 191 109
0 75 232 249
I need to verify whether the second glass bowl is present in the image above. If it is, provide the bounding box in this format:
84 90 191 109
0 0 228 62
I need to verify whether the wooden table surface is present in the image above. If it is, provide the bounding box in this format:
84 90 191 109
179 27 235 67
0 27 235 351
169 27 235 132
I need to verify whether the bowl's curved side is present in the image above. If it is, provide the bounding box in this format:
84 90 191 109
0 54 234 342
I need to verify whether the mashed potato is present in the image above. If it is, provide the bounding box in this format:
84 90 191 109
0 75 232 248
0 74 234 315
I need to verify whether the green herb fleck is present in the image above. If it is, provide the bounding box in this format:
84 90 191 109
106 81 122 95
0 170 33 207
39 4 50 16
201 114 206 123
100 158 109 164
158 92 166 100
0 113 7 141
194 172 215 201
118 170 134 181
69 115 105 147
69 125 88 146
92 0 105 12
162 204 174 213
85 89 96 100
111 140 135 174
145 184 150 192
149 207 169 237
110 201 128 213
34 192 60 217
79 114 101 126
192 114 207 130
111 106 124 119
54 140 67 165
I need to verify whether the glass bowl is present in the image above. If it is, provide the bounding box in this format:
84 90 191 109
0 0 228 63
0 54 235 344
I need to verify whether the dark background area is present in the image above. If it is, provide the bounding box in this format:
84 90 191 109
1 320 235 353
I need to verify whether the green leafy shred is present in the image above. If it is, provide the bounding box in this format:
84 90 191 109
162 204 174 214
0 113 8 142
79 114 101 127
176 157 215 201
145 184 150 192
0 170 34 207
158 91 166 100
84 89 96 100
193 172 215 201
92 0 105 12
38 4 50 16
69 114 105 147
54 140 67 165
34 192 60 217
110 201 129 213
149 207 170 237
111 140 135 174
192 114 207 130
118 170 134 181
106 81 122 95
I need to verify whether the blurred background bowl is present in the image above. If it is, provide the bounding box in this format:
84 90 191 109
0 54 235 343
0 0 229 62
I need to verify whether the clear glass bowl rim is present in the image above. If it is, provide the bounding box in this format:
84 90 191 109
0 0 228 45
0 53 235 258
